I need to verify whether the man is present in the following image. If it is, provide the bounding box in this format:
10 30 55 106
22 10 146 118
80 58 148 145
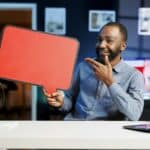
44 22 144 121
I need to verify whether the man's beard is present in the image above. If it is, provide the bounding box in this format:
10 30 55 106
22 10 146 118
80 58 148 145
96 48 121 64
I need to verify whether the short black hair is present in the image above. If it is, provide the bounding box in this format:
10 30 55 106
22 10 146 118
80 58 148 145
100 22 128 42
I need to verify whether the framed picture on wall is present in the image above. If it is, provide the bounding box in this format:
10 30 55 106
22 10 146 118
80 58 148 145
88 10 116 32
138 8 150 35
45 8 66 35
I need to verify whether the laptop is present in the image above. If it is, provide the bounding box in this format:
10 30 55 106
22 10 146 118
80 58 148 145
123 124 150 133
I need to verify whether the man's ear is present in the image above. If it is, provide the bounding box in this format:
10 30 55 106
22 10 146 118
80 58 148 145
120 41 127 52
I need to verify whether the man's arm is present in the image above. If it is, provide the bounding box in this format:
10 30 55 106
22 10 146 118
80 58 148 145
85 56 144 121
43 65 80 112
109 71 144 121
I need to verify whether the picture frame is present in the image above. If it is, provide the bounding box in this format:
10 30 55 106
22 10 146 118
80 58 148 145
45 7 66 35
88 10 116 32
138 8 150 35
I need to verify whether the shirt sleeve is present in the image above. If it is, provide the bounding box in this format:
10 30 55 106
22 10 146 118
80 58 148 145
108 71 144 121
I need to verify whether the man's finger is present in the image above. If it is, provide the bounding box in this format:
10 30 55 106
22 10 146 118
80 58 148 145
47 98 56 103
48 101 57 107
43 88 51 97
104 55 110 65
51 92 59 97
85 58 101 67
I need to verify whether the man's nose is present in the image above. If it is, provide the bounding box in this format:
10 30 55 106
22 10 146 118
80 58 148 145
97 40 107 48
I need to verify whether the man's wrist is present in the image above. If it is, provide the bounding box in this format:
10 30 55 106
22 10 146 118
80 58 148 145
105 79 114 87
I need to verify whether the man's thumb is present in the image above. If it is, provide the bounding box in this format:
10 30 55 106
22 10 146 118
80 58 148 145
104 55 110 65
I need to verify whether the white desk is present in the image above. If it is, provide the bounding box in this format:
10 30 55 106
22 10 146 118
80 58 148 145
0 121 150 149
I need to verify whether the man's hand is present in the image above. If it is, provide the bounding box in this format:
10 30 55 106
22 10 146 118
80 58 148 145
43 89 64 107
85 56 114 86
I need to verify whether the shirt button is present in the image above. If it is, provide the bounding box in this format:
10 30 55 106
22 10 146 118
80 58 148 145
96 95 99 99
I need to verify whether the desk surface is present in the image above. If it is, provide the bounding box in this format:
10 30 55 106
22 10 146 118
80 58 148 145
0 121 150 149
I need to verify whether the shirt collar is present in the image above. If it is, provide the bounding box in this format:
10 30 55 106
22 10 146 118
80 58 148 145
94 57 125 73
113 59 125 73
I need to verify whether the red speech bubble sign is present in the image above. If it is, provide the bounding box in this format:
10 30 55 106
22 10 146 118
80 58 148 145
0 26 79 93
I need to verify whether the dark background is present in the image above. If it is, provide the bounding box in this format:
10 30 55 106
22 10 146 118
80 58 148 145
1 0 150 62
0 0 118 63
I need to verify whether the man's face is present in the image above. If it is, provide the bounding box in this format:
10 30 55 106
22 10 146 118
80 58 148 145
96 26 125 64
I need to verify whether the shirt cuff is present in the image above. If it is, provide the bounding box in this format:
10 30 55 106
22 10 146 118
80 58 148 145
108 82 120 97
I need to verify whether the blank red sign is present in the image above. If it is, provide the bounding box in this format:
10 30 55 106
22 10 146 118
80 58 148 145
0 26 79 93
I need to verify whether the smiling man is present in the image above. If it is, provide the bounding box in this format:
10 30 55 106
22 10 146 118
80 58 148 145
44 22 144 121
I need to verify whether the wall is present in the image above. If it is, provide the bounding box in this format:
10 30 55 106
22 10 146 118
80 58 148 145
0 0 118 63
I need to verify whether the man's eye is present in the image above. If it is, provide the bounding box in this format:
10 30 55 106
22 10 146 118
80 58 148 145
107 40 114 43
